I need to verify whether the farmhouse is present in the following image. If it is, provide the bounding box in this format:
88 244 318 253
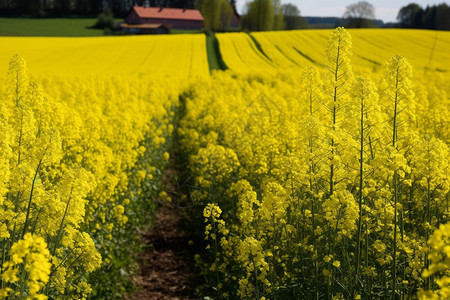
124 6 204 30
120 23 169 35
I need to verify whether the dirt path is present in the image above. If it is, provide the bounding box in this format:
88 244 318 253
127 206 199 300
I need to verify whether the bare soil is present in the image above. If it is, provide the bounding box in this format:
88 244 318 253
126 206 199 300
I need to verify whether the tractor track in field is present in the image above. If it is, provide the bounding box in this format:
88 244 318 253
127 92 202 300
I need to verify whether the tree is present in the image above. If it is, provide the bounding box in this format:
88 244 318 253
229 0 236 10
219 0 234 30
94 7 115 30
282 3 299 16
242 0 285 31
397 3 450 30
0 0 197 17
248 0 274 31
201 0 234 31
272 0 284 30
435 3 450 30
282 3 308 30
397 3 422 28
422 5 437 29
424 3 450 30
343 1 375 28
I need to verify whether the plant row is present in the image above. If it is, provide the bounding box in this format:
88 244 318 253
0 55 178 299
179 28 450 299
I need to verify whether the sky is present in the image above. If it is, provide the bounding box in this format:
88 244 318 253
235 1 448 23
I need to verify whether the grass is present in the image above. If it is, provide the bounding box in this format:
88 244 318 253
0 18 120 36
170 29 202 34
0 18 205 37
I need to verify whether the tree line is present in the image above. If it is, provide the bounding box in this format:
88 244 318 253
0 0 196 16
8 0 450 32
397 3 450 30
201 0 307 32
0 0 308 31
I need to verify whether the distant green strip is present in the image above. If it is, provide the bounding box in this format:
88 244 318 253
248 33 272 62
206 33 227 72
293 46 319 65
0 18 110 36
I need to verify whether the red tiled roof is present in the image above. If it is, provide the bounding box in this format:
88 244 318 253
133 6 204 21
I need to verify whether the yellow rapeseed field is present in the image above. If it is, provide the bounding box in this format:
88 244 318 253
0 55 180 298
0 28 449 299
216 32 275 72
183 28 450 299
219 29 450 73
0 34 209 76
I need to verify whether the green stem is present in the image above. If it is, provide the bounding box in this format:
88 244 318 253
355 92 365 291
391 64 401 300
254 256 260 299
19 261 27 299
392 171 399 299
1 238 5 290
18 114 23 166
21 157 43 239
401 204 405 300
425 178 431 290
52 188 73 257
392 66 399 149
330 35 342 196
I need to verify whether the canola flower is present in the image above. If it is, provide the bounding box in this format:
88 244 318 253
418 223 450 299
1 233 51 299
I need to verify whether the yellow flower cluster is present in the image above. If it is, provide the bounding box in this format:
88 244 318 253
191 143 240 193
1 233 51 299
322 190 359 239
204 203 228 241
418 223 450 299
